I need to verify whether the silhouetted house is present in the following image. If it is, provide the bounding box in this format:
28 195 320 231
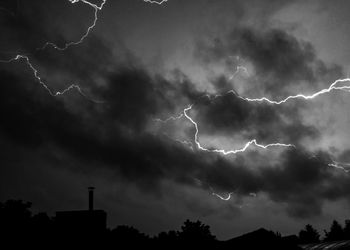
300 240 350 250
221 228 302 250
54 187 107 236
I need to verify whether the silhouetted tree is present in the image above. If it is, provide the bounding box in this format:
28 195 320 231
179 219 216 243
0 198 325 249
298 224 320 244
110 225 150 245
157 230 179 242
343 219 350 240
324 220 344 242
0 200 32 235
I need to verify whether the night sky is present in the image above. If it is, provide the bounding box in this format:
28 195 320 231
1 0 350 240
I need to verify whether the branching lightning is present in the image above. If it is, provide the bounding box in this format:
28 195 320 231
143 0 168 5
156 68 350 174
155 104 294 155
1 0 172 100
0 55 103 102
153 113 184 123
38 0 107 51
0 0 107 102
232 78 350 105
183 105 295 155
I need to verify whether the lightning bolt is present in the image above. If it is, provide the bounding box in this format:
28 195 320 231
328 161 350 173
195 178 257 203
0 0 107 102
232 78 350 105
0 55 103 102
38 0 107 51
158 72 350 200
143 0 168 5
154 105 294 155
1 0 172 100
212 191 233 201
156 72 350 156
183 105 295 155
153 113 184 123
211 188 257 204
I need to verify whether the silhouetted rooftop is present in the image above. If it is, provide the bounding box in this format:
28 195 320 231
55 209 107 234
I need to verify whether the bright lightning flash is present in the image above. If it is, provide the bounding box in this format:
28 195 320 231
233 78 350 105
183 105 295 155
212 191 233 201
1 0 171 100
38 0 107 51
156 70 350 163
0 0 107 102
328 161 350 173
0 55 102 102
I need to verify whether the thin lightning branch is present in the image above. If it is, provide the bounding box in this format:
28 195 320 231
0 0 107 102
161 133 194 151
156 77 350 156
229 66 249 80
209 186 233 201
143 0 168 5
212 191 233 201
335 162 350 166
153 113 183 123
182 105 295 155
231 78 350 105
328 161 350 173
1 55 103 103
1 0 171 101
38 0 107 51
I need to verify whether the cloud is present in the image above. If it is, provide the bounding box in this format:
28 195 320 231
1 1 350 223
189 92 318 147
195 27 343 99
1 30 348 219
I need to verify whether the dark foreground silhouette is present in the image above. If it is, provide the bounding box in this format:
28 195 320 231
2 199 350 249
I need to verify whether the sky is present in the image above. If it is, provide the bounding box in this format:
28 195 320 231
1 0 350 240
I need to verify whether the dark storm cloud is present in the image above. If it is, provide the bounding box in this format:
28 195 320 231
98 67 202 131
0 57 209 191
2 0 350 224
3 44 348 219
191 92 318 146
0 0 114 96
3 60 350 219
201 149 350 218
196 27 342 98
0 42 343 222
0 0 208 193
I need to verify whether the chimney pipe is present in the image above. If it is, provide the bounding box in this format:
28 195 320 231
88 187 95 211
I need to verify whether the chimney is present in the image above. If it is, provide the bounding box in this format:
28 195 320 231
88 187 95 211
